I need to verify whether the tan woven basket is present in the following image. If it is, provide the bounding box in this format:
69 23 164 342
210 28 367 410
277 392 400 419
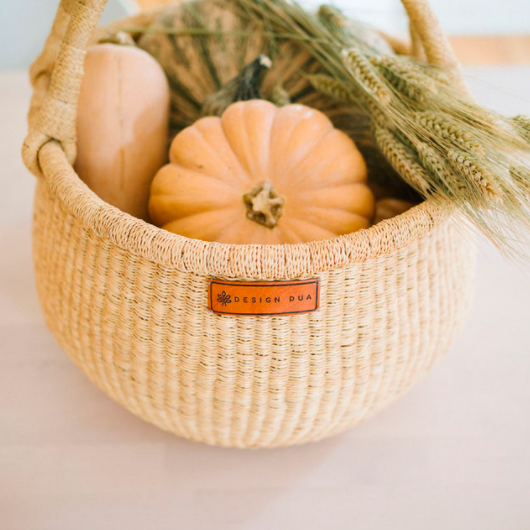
23 0 476 448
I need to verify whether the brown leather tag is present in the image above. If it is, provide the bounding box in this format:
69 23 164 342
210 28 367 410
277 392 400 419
209 279 320 316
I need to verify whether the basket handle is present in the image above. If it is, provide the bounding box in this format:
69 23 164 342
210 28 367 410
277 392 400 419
22 0 464 177
401 0 462 75
22 0 106 177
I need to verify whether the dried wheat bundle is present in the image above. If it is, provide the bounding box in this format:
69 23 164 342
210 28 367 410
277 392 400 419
130 0 530 258
235 0 530 259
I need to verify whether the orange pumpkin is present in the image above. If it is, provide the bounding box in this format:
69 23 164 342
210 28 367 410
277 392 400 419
149 100 374 244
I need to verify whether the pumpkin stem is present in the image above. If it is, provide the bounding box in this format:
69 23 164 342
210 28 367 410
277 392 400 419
243 181 285 229
201 55 272 117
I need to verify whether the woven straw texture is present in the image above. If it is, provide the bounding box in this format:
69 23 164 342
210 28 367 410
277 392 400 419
24 0 476 448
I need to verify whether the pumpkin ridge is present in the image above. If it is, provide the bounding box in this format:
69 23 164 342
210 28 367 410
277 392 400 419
291 204 370 216
284 128 339 186
270 106 335 180
194 123 249 184
149 186 239 219
163 207 240 239
295 183 373 210
218 221 279 245
244 100 275 180
297 183 375 219
283 131 367 189
214 216 258 243
171 119 250 187
152 180 239 198
284 218 338 240
220 100 277 182
152 165 243 195
298 129 350 172
302 206 373 227
275 219 308 244
297 181 370 193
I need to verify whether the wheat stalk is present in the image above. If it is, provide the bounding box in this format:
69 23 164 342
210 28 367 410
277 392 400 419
375 128 431 195
416 111 485 155
136 0 530 259
308 74 353 102
308 74 389 126
510 165 530 195
414 142 466 197
447 150 503 203
317 4 348 30
370 55 437 102
341 48 392 105
513 115 530 143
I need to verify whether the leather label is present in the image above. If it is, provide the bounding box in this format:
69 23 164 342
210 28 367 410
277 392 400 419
209 279 320 316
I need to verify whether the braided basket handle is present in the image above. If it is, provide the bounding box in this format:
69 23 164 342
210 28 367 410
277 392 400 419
22 0 464 177
22 0 106 176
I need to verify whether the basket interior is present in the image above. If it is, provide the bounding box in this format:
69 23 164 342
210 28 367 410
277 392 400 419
99 0 422 204
36 0 454 277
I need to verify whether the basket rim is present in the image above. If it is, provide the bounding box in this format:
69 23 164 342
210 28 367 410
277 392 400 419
38 140 454 279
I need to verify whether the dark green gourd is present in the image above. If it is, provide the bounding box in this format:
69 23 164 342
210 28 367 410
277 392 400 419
137 0 413 199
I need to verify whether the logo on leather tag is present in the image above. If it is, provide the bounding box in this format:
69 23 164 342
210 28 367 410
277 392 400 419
209 279 320 316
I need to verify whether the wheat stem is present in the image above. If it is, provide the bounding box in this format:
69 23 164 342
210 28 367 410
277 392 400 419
308 74 389 126
513 115 530 143
510 165 530 196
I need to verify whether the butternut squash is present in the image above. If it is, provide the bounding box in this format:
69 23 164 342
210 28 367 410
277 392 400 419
75 43 170 220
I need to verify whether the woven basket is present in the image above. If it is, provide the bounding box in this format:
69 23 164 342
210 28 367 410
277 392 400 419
23 0 476 448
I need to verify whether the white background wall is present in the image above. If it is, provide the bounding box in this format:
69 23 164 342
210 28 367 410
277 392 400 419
0 0 135 70
305 0 530 36
1 0 529 70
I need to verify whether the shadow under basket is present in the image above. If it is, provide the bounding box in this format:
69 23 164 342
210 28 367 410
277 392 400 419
24 0 476 448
